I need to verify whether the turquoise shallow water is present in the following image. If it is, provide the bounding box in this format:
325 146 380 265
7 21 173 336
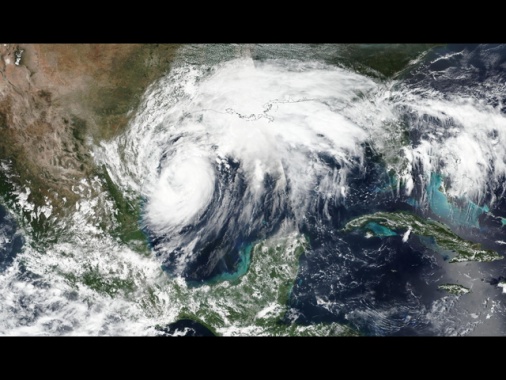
4 43 506 336
365 222 397 237
188 243 254 287
408 172 490 230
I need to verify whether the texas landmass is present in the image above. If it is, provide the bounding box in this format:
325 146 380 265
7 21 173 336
0 43 437 245
0 44 180 245
0 44 444 335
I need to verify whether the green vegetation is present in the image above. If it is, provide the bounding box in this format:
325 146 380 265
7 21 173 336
438 284 471 295
96 165 148 254
89 44 179 142
343 211 502 263
147 233 356 336
81 266 136 297
60 264 136 297
365 222 397 237
0 45 180 250
0 168 16 205
339 44 441 79
0 164 59 244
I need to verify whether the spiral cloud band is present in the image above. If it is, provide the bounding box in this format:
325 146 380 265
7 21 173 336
96 49 506 282
96 58 381 280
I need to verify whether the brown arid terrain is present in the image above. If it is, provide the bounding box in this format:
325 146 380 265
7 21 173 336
0 44 179 237
0 43 435 244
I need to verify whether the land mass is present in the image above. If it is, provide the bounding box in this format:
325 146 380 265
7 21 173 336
0 44 179 237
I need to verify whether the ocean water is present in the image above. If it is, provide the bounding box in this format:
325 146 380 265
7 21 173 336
1 44 506 335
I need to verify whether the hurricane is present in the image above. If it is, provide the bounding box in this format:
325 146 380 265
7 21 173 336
2 44 506 336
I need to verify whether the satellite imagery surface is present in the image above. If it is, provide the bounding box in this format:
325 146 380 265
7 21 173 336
1 43 506 336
